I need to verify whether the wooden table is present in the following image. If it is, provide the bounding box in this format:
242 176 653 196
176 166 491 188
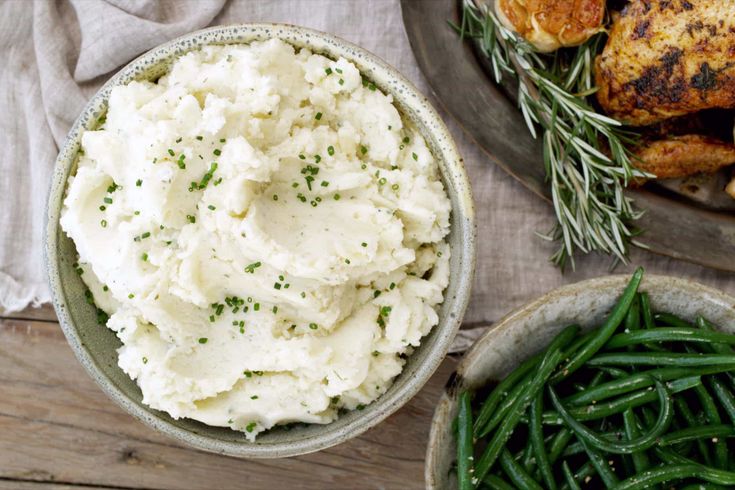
0 305 457 489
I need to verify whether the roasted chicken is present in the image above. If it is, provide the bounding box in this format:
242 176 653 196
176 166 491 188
595 0 735 126
631 135 735 179
496 0 605 52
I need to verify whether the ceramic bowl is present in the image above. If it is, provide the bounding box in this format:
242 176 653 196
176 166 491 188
44 24 475 458
426 274 735 489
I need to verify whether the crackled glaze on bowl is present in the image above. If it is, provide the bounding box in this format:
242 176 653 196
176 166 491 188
426 275 735 489
44 24 476 459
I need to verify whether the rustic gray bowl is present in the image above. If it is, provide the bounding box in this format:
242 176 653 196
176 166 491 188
426 274 735 489
44 24 476 458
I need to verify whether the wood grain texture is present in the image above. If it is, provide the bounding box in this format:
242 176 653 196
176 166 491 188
0 315 456 489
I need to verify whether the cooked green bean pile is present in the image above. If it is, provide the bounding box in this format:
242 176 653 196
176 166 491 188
455 268 735 490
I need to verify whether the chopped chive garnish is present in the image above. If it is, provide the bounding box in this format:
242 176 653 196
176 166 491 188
345 258 351 264
310 201 317 207
246 422 256 432
141 253 148 261
196 135 203 141
244 262 261 273
334 193 341 200
327 146 335 156
100 219 107 227
292 182 299 188
274 283 282 290
273 194 278 201
374 290 381 298
198 337 208 344
402 136 410 144
244 371 252 377
335 68 343 74
299 154 306 160
208 204 216 210
378 177 387 185
134 211 140 215
128 293 135 299
389 282 396 290
103 197 112 204
315 112 322 120
361 242 367 247
412 152 418 161
99 205 106 211
213 149 221 156
141 232 150 239
167 149 175 156
251 395 259 400
103 285 109 292
321 181 329 187
272 306 278 314
315 154 322 163
136 179 142 186
391 184 399 190
325 67 333 75
186 215 196 223
360 145 368 155
219 138 226 143
309 323 318 330
338 78 344 85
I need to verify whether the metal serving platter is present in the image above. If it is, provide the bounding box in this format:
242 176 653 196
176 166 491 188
401 0 735 272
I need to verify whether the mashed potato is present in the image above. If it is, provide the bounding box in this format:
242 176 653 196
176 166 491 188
60 39 451 439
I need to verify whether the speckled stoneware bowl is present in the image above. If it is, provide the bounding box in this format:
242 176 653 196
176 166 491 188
44 24 475 458
426 274 735 489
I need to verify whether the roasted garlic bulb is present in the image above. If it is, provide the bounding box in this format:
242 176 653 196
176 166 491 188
496 0 605 52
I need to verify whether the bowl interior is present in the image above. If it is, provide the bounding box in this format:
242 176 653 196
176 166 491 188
45 24 475 458
426 274 735 489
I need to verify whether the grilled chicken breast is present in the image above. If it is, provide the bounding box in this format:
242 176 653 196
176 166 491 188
496 0 605 52
727 176 735 199
633 135 735 179
596 1 735 126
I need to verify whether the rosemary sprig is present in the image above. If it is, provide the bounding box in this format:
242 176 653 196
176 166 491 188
453 0 652 268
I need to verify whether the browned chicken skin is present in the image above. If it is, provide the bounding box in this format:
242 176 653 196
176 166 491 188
596 0 735 126
496 0 606 52
632 134 735 179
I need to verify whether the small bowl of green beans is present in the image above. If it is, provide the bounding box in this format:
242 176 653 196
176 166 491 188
427 269 735 489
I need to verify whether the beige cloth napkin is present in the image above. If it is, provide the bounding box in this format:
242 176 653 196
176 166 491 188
2 0 733 325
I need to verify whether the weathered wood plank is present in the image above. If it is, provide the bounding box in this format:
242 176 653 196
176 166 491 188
0 303 57 323
0 481 115 490
0 318 456 489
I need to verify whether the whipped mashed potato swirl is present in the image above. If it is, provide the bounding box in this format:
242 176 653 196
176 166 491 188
60 39 451 438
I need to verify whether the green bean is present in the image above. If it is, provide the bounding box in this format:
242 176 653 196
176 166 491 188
710 377 735 426
696 317 735 386
560 440 584 458
596 366 629 378
638 292 666 352
562 461 580 490
587 352 735 367
552 267 643 383
498 449 542 490
605 328 735 349
625 293 641 330
659 425 735 446
547 427 573 463
474 325 579 482
476 373 530 438
578 437 619 487
674 396 713 466
530 391 556 490
654 312 695 329
654 448 735 485
549 380 673 454
457 391 474 490
538 376 701 424
693 384 729 470
481 474 515 490
564 365 735 406
622 409 650 473
613 465 704 490
520 437 535 472
679 485 729 490
474 351 542 436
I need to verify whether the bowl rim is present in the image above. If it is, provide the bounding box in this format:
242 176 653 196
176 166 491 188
44 23 476 458
425 273 735 487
